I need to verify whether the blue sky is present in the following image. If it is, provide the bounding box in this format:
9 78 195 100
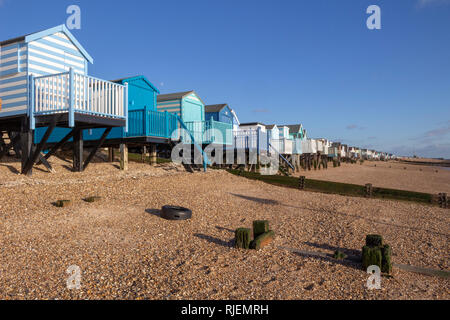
1 0 449 158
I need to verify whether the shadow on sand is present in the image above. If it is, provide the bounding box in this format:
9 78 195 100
194 233 234 248
145 209 161 217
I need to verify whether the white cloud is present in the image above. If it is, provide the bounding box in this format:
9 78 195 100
410 121 450 141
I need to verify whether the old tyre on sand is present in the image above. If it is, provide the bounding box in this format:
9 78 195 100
161 206 192 220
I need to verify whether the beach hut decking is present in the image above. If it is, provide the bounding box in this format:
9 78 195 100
0 25 127 175
34 76 211 170
36 75 179 145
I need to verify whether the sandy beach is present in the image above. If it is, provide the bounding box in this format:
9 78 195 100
0 157 448 300
296 161 450 195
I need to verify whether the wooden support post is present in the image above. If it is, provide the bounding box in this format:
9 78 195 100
438 193 448 209
20 120 33 176
256 154 261 173
38 153 55 173
299 176 305 190
108 148 114 162
0 134 6 150
73 129 83 172
23 120 56 175
150 144 157 165
37 129 76 165
0 133 21 161
365 184 373 198
9 131 22 159
142 146 147 163
246 150 250 172
120 143 128 171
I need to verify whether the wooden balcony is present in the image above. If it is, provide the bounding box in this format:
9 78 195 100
31 69 127 129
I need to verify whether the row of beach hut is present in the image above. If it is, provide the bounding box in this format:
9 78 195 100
0 25 394 175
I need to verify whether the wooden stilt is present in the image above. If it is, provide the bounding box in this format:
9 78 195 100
20 119 33 176
120 143 128 171
38 153 55 173
256 154 261 173
142 146 147 163
0 133 20 161
23 120 56 176
9 131 22 159
37 128 76 165
245 150 249 171
108 147 114 162
150 144 157 165
73 129 83 172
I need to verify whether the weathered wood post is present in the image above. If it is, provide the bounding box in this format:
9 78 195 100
20 119 33 176
141 146 147 163
245 149 249 172
288 154 296 173
73 129 83 172
120 143 128 171
299 176 306 190
438 193 448 208
108 148 114 162
235 228 251 249
256 127 261 172
365 184 373 198
150 144 157 166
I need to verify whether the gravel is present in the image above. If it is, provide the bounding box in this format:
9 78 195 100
0 157 448 300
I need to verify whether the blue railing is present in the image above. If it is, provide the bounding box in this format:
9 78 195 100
183 119 233 145
126 108 178 139
175 115 210 172
35 108 180 144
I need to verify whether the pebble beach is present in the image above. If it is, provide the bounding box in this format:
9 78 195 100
0 157 448 300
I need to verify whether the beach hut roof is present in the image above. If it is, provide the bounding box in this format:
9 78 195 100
111 75 160 93
280 124 303 133
0 24 94 64
240 122 266 126
157 90 205 105
205 104 228 113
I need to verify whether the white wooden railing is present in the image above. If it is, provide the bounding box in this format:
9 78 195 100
34 72 70 114
232 129 269 151
269 138 294 154
31 69 127 128
283 139 293 154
